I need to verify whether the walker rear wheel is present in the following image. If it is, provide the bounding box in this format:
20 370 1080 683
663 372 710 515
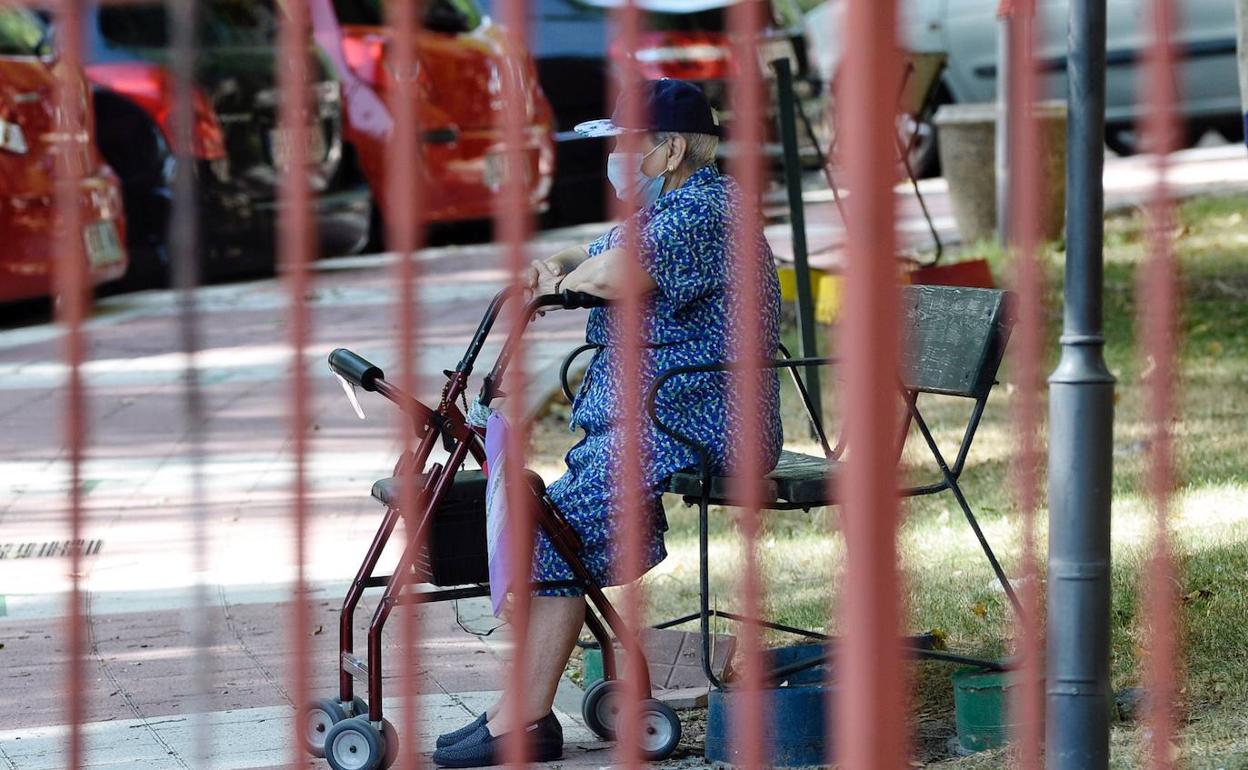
637 699 682 760
380 719 400 769
581 679 622 740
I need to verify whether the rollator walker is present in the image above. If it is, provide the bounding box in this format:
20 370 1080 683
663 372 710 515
303 288 681 770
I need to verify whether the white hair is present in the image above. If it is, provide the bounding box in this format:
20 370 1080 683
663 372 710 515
656 131 719 172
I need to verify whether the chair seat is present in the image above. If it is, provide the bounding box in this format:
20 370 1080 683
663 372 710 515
666 450 837 507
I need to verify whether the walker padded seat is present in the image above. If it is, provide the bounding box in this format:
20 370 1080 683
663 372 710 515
371 469 487 508
371 477 400 507
666 450 837 506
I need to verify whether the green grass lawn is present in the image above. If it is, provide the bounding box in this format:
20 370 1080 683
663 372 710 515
528 195 1248 766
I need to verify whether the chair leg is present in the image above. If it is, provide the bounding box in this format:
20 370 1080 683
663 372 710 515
948 478 1024 617
697 493 726 690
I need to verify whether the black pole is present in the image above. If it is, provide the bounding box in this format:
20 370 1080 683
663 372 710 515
772 57 822 423
1046 0 1114 767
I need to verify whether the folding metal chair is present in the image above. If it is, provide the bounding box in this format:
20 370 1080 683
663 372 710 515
630 284 1019 687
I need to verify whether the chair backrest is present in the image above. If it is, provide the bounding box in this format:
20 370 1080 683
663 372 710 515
898 51 948 117
899 285 1013 399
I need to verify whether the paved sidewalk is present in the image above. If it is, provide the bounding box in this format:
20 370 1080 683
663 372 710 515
0 589 619 769
0 235 637 769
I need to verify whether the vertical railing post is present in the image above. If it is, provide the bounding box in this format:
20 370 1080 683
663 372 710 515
168 0 210 763
1004 0 1044 765
384 0 423 763
278 0 314 766
1139 0 1180 766
497 0 538 760
729 0 770 766
1046 0 1115 767
53 1 87 767
834 0 906 767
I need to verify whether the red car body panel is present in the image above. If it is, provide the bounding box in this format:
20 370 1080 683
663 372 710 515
0 56 127 303
319 8 555 225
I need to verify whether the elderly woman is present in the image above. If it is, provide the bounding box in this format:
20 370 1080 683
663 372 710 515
432 79 783 768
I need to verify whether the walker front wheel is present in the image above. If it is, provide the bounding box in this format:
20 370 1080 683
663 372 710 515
324 717 385 770
303 698 349 757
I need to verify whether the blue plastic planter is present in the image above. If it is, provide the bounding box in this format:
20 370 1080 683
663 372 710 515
705 685 833 767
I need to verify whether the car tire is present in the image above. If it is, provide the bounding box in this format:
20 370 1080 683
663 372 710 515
364 204 387 254
91 89 174 292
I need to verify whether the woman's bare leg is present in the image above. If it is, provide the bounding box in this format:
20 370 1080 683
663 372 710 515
484 595 586 736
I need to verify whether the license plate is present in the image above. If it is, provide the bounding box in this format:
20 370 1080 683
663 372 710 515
484 151 532 193
269 125 327 168
83 221 123 268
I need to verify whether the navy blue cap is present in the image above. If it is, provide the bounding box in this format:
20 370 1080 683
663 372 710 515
575 79 721 138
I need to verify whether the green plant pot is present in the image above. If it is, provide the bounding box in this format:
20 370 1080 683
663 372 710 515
582 646 604 688
952 668 1019 753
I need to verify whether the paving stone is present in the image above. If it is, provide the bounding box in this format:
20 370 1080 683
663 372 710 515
655 686 709 710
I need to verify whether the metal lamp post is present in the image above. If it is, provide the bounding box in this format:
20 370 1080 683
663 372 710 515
1046 0 1115 767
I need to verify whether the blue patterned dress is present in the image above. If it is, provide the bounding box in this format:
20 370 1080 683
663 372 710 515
533 165 783 595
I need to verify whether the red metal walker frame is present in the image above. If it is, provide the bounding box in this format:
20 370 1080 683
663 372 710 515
309 287 676 767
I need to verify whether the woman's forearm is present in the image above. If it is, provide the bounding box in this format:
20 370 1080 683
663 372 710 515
559 248 656 299
546 244 591 274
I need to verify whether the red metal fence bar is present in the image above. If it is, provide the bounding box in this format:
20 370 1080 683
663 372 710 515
1005 0 1045 767
167 0 212 762
833 0 906 767
278 0 314 766
384 0 425 766
606 3 647 768
727 0 769 766
1140 0 1180 765
497 0 537 761
52 0 88 766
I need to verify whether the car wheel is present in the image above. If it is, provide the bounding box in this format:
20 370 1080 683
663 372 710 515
364 204 387 254
92 90 174 292
111 241 171 293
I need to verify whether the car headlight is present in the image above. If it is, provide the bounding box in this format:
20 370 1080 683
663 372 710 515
0 118 28 154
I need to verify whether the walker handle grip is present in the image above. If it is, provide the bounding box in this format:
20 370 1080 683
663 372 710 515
329 348 385 392
559 290 607 309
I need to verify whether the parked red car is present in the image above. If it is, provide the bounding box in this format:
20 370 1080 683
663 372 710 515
312 0 556 233
0 4 127 304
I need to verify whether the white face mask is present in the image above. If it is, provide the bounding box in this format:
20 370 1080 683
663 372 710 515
606 139 669 208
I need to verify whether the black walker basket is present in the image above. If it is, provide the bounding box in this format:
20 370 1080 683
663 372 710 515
371 470 490 587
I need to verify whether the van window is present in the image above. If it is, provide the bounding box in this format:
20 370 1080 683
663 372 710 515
98 0 280 49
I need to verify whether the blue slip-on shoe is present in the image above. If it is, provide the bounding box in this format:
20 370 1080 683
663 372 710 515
431 712 563 768
436 713 488 749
